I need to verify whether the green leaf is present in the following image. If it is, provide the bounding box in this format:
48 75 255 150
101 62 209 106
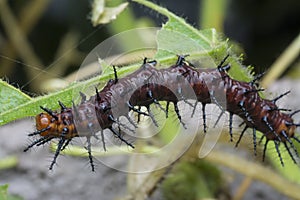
0 156 18 170
0 184 8 200
0 79 31 114
162 160 222 200
0 184 23 200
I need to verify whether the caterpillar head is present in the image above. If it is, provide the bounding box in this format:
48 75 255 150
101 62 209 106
35 112 57 137
282 118 297 139
35 104 76 138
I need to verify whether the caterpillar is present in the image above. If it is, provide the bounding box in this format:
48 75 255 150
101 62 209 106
24 55 300 171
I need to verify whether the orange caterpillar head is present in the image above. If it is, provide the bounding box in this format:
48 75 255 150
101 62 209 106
35 112 57 137
25 101 84 170
280 117 297 141
34 102 77 139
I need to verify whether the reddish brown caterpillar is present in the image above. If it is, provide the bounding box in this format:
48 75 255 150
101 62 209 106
24 55 300 171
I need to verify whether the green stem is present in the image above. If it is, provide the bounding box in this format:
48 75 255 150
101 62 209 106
262 33 300 88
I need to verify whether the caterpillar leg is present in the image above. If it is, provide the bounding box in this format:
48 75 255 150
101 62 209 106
60 138 72 151
49 137 66 170
173 102 187 129
283 142 297 164
249 72 266 86
165 101 187 129
274 140 284 167
262 116 282 142
166 101 170 118
262 139 285 167
281 130 299 163
24 136 54 152
235 125 248 148
28 127 51 136
229 113 233 141
201 103 207 133
49 128 72 170
108 115 135 133
109 127 134 149
100 130 106 151
147 90 167 115
146 105 159 127
127 102 149 117
125 114 138 128
252 127 257 156
191 101 197 118
85 136 95 171
235 125 257 156
191 102 207 133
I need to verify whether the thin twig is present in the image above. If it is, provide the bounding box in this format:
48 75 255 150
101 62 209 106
233 176 253 200
204 150 300 199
